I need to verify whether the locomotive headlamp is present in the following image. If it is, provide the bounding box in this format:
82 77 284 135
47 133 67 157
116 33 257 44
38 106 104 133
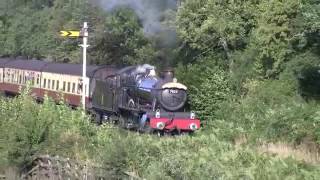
156 122 165 130
190 112 196 119
189 123 198 131
155 109 161 119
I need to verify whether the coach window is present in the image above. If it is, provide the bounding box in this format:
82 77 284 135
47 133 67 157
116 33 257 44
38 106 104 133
12 71 16 83
11 72 14 83
12 72 15 83
67 82 71 92
16 72 19 83
72 83 76 93
43 79 47 88
37 75 40 85
24 75 27 84
63 81 66 91
15 71 19 83
56 80 59 91
77 83 82 94
48 79 51 89
8 72 11 82
4 71 7 82
52 80 55 90
11 73 14 83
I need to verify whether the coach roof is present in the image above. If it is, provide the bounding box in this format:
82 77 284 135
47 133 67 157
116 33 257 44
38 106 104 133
0 58 101 77
43 63 100 77
0 58 12 68
4 59 49 71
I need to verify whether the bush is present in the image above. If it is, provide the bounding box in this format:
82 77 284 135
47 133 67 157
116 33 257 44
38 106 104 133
215 79 320 144
0 88 96 167
176 60 231 122
0 88 319 179
94 131 320 179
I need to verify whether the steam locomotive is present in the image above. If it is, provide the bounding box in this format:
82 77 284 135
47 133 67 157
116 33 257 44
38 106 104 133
0 58 200 134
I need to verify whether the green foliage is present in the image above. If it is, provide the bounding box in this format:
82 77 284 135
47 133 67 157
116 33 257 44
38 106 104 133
1 0 320 178
189 67 231 120
0 0 157 65
0 87 320 179
249 0 302 77
0 87 96 167
90 8 157 66
94 131 320 179
177 0 255 52
215 79 320 144
177 0 320 78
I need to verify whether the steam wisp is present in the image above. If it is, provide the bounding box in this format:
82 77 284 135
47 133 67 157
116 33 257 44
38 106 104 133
135 64 156 74
90 0 177 38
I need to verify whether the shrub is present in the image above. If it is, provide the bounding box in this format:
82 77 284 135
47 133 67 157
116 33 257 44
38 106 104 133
215 79 320 143
0 88 96 167
94 131 320 179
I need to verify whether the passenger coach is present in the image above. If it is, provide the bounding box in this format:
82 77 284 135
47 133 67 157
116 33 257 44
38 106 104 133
0 58 114 107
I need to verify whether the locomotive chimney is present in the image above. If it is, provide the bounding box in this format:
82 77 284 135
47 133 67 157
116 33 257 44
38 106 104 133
162 68 175 82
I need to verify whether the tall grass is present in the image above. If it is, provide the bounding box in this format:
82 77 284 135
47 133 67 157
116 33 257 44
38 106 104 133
0 88 319 179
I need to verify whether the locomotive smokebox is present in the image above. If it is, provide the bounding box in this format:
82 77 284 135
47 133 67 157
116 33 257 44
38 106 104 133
161 68 175 82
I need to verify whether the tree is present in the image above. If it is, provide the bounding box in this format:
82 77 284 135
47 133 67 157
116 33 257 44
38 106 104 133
90 8 157 65
177 0 257 66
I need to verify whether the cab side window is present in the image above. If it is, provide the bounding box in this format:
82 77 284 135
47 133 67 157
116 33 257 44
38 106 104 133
107 76 116 89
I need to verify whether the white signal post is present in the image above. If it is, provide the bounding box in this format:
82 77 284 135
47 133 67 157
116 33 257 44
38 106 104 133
80 22 89 110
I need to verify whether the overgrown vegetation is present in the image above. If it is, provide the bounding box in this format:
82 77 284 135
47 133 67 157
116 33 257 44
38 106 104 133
0 90 320 179
1 0 320 179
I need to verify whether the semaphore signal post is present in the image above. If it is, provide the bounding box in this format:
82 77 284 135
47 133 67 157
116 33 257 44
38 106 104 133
79 22 89 110
60 22 89 110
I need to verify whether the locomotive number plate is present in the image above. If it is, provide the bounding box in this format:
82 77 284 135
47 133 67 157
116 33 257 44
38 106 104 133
169 89 179 94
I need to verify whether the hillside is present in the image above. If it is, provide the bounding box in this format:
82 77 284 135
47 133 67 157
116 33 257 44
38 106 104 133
1 0 320 179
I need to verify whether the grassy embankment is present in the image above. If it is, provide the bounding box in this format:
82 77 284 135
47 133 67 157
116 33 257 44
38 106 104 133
0 87 319 179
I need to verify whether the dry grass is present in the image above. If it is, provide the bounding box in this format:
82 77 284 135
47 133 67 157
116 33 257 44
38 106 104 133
0 167 19 180
234 135 320 165
258 141 320 165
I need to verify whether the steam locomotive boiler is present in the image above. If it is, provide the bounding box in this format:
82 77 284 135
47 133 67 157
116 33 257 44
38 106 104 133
91 65 200 134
